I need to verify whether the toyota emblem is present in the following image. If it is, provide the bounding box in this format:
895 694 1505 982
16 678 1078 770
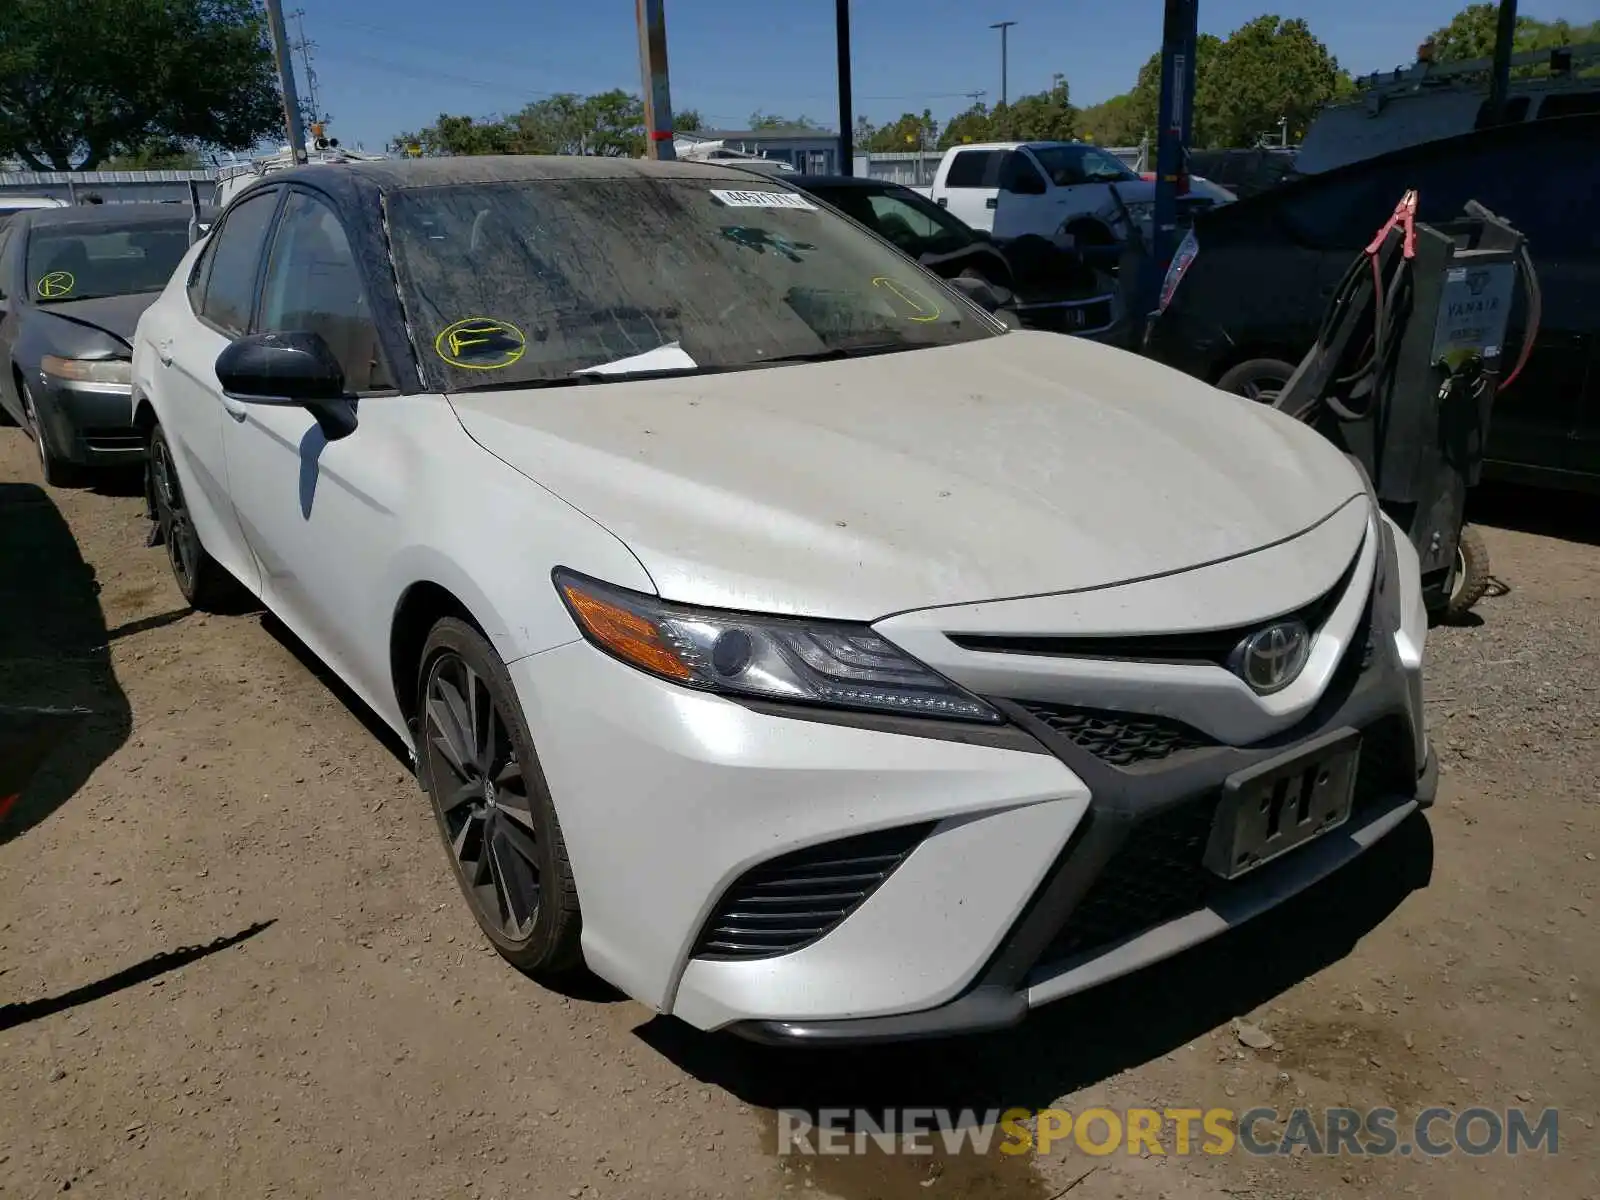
1232 620 1311 695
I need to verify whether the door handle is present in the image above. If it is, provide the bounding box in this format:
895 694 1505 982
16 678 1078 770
155 339 174 366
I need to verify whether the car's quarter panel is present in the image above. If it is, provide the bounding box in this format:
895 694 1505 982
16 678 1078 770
135 242 261 594
509 639 1086 1019
448 333 1367 622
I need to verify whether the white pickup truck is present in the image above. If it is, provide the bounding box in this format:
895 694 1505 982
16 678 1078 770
914 141 1156 248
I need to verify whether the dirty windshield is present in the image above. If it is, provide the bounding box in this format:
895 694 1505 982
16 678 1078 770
385 176 996 391
26 219 192 303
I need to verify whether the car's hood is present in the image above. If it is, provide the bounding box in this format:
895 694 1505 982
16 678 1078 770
34 293 156 346
449 333 1365 620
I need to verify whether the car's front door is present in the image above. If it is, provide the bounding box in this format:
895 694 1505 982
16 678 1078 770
151 188 282 594
0 223 23 423
218 186 406 717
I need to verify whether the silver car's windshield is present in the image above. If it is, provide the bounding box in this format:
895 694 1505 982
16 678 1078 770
385 177 997 390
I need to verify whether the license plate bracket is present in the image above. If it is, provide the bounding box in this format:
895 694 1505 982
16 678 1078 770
1204 728 1362 880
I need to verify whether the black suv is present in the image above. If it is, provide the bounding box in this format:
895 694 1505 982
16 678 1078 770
1146 114 1599 492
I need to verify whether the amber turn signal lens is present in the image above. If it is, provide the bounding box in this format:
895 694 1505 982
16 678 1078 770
560 582 694 681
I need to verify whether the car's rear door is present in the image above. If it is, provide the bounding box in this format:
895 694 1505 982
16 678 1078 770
218 185 410 717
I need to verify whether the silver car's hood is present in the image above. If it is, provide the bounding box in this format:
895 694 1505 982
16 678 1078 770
450 332 1365 620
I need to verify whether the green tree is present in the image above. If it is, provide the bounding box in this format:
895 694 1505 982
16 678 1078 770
1422 4 1599 79
391 114 514 158
748 111 823 131
0 0 281 170
101 138 203 170
865 109 938 152
674 108 704 133
990 76 1077 142
937 102 994 149
1076 93 1144 146
1206 16 1345 145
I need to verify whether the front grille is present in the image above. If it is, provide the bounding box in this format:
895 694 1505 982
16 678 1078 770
1040 797 1220 964
948 553 1360 667
1020 297 1115 335
1019 703 1214 767
1035 715 1417 968
691 823 934 960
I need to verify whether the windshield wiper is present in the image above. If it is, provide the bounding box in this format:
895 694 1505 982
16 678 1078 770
746 342 925 366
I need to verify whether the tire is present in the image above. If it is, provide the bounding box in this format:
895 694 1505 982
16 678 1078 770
147 425 237 611
1445 524 1491 619
416 617 584 979
1216 357 1298 404
20 381 80 488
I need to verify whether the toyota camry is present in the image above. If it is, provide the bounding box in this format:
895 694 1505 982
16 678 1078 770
130 157 1434 1043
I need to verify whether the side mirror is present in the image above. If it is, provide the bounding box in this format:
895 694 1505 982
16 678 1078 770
215 331 357 440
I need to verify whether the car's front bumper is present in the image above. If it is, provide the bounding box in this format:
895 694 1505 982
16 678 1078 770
33 374 143 465
514 505 1430 1042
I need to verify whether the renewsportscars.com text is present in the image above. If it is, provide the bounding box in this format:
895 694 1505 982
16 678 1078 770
776 1106 1559 1158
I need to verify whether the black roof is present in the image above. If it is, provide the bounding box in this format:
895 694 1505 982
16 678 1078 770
226 154 800 217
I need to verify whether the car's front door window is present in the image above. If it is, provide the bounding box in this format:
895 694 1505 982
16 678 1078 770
257 192 391 392
864 193 965 256
198 190 279 335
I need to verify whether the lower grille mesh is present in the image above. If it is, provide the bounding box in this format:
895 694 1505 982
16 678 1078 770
1019 703 1214 767
1036 716 1414 968
692 823 934 960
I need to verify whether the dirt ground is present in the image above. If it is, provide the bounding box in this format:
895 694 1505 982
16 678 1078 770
1 428 1595 1200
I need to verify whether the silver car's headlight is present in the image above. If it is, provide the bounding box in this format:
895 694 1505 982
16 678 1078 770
41 355 132 385
554 569 1002 723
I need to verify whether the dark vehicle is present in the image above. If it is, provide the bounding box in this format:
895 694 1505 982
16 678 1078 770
1185 147 1298 199
792 174 1122 341
1146 114 1600 492
0 204 197 484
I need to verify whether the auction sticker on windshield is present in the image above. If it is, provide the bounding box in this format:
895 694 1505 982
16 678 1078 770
435 317 527 370
36 271 74 299
709 189 817 211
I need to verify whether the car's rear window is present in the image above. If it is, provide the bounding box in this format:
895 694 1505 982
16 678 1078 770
385 176 996 391
26 220 191 303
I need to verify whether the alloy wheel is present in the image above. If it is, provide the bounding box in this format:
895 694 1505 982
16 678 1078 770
422 651 542 940
149 435 202 596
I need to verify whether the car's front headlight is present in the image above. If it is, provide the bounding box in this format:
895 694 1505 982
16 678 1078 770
41 355 132 385
554 569 1002 723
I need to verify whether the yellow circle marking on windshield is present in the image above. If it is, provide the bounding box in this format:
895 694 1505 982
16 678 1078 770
36 271 75 299
872 276 940 322
435 317 527 370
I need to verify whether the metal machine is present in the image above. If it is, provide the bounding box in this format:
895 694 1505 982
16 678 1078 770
1272 191 1535 617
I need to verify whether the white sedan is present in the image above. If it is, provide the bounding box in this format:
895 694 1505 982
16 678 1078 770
130 157 1434 1043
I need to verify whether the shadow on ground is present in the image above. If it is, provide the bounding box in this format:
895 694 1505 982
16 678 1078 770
1470 480 1600 547
0 919 276 1032
637 815 1435 1199
0 483 132 843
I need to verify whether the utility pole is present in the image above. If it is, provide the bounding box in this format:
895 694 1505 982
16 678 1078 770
1142 0 1199 330
1485 0 1519 126
263 0 307 162
989 21 1016 107
636 0 676 160
836 0 853 175
289 8 324 133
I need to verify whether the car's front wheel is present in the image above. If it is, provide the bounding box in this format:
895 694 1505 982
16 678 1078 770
20 382 79 488
416 617 583 978
1217 357 1298 404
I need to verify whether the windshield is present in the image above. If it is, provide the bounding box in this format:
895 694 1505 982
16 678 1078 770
1030 145 1139 186
821 187 973 259
385 177 997 390
26 220 191 303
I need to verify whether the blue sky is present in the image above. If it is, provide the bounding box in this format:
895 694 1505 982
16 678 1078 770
295 0 1590 151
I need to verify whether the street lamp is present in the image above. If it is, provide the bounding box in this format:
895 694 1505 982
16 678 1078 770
990 20 1016 107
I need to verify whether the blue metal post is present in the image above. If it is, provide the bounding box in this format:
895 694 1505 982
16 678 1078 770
1140 0 1199 331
